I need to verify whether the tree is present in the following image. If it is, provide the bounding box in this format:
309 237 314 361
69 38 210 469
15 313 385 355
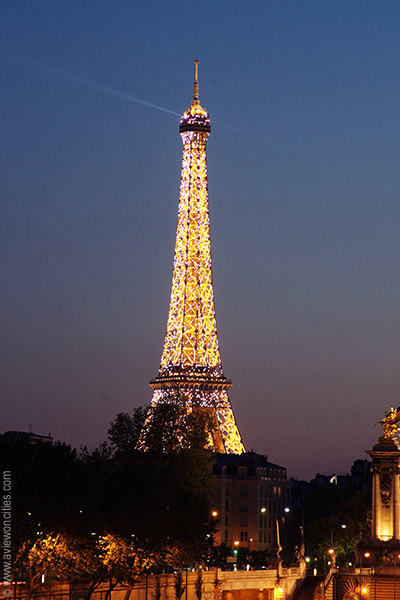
139 401 212 454
107 403 215 562
304 486 369 569
249 548 273 570
195 571 203 600
0 437 88 582
97 535 154 600
108 407 148 453
65 535 155 600
154 575 161 600
15 534 74 600
174 572 185 600
2 404 216 592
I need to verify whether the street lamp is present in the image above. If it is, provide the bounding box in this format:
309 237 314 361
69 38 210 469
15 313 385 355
210 513 220 586
233 540 239 571
260 507 267 551
328 548 336 568
358 552 370 600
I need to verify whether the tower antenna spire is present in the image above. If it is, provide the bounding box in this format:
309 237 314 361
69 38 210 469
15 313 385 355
193 59 199 105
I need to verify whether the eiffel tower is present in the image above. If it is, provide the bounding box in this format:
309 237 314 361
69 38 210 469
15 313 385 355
139 62 245 454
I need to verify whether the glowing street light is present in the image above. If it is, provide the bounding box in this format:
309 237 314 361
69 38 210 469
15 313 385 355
327 548 336 568
274 585 284 599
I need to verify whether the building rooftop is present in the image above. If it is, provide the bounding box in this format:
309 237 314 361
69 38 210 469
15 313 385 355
2 430 53 444
212 451 287 478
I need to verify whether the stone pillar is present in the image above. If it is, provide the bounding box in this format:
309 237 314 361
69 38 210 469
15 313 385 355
393 466 400 540
367 438 400 542
371 465 380 539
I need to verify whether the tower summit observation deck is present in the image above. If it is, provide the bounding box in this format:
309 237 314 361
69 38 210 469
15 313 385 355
139 62 244 454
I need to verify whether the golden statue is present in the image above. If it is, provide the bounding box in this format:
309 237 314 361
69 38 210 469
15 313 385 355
375 406 400 440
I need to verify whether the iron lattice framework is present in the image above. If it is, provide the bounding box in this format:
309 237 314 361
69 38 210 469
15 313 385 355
139 62 244 454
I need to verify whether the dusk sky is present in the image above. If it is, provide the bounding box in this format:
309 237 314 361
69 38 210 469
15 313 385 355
2 1 400 480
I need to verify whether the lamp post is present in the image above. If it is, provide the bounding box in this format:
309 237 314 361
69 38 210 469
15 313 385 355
233 540 239 571
328 548 336 569
211 510 220 583
246 537 253 570
282 507 290 554
260 506 266 555
359 552 369 600
299 506 305 558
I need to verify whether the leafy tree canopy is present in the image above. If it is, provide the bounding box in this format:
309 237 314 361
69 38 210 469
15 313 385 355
2 403 215 586
304 485 369 568
108 407 148 453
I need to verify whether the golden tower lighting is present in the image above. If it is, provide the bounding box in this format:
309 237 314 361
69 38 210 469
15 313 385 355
139 62 245 454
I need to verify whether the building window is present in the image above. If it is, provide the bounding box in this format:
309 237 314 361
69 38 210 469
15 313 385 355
240 531 248 542
225 499 229 511
240 514 248 527
238 466 247 478
225 514 229 527
240 484 249 496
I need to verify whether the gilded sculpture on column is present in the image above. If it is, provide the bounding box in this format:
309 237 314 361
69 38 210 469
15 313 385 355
375 406 400 442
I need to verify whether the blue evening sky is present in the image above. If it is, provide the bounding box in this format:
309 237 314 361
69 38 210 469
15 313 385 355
2 1 400 479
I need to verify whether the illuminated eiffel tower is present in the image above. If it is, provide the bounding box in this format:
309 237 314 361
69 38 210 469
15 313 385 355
140 62 245 454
